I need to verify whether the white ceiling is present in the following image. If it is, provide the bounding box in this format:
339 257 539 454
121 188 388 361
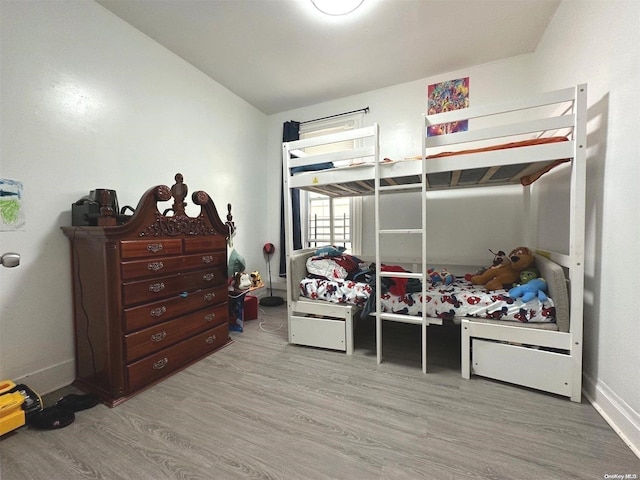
96 0 561 115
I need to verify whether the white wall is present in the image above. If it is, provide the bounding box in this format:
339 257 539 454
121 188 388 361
266 54 537 276
531 0 640 455
0 0 267 393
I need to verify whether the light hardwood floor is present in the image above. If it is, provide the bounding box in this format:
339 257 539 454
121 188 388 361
2 304 639 480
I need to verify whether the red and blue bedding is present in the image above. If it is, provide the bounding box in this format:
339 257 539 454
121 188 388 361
300 252 556 323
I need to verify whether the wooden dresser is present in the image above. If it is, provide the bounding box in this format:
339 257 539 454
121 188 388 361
62 174 234 407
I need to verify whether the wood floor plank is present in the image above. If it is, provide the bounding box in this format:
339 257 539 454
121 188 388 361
1 305 638 479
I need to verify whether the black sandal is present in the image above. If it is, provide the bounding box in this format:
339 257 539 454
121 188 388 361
28 406 75 430
55 393 99 412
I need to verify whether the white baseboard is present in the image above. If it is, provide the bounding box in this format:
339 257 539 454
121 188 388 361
257 278 287 299
269 278 287 292
14 359 75 396
583 372 640 459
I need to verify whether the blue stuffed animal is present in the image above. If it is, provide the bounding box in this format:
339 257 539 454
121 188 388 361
509 278 548 302
428 267 454 286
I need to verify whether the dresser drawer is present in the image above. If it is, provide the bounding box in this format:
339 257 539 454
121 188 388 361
183 236 226 253
125 303 227 362
123 284 227 332
126 323 229 392
121 252 227 280
120 239 182 259
122 266 227 306
182 251 226 271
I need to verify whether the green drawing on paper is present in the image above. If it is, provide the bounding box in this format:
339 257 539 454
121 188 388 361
0 178 25 230
1 198 20 224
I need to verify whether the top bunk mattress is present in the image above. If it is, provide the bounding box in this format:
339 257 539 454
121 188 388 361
290 136 571 197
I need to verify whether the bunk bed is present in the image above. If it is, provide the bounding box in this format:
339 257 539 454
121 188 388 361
282 84 587 402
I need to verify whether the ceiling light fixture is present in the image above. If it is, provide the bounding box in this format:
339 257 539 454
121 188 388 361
311 0 364 16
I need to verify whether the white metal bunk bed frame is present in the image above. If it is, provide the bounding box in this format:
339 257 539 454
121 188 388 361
282 84 586 402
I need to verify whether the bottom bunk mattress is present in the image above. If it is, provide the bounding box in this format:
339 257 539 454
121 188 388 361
300 277 372 308
299 276 556 324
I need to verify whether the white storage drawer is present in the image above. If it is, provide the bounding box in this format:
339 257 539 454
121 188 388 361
290 315 346 352
472 339 572 397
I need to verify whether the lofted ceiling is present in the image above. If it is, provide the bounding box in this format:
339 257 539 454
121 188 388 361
96 0 561 115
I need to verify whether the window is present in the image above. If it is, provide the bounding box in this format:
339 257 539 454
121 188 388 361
307 194 351 249
299 114 363 254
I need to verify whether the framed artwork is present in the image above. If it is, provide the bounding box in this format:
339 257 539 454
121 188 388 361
427 77 470 137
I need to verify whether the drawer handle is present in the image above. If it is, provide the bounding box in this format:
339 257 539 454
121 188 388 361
152 357 168 370
204 292 216 302
151 331 167 342
202 273 215 282
150 306 167 317
205 313 216 322
147 243 164 253
206 335 216 344
202 255 214 264
147 261 164 272
149 282 165 293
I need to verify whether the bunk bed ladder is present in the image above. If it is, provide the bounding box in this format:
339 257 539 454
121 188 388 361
374 127 430 373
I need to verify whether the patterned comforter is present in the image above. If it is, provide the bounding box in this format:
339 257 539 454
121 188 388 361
299 276 556 323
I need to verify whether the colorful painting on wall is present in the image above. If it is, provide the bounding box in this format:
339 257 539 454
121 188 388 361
427 77 470 137
0 178 25 231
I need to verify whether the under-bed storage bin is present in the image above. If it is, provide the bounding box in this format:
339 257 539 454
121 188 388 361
471 339 572 397
290 315 347 352
288 299 355 354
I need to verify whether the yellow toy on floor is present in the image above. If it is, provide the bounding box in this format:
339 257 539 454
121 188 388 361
0 380 43 435
0 392 24 436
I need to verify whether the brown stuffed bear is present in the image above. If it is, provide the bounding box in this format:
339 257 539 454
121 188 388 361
470 246 535 291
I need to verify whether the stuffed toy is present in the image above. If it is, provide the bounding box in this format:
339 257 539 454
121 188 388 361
470 246 535 291
232 271 252 290
488 249 511 269
228 248 246 278
250 271 263 288
509 277 548 302
515 267 539 287
428 267 454 286
465 249 512 281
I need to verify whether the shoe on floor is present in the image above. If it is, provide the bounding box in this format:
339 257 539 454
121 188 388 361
55 393 99 412
28 406 75 430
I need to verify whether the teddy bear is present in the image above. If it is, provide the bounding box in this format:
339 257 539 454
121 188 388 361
470 246 535 291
